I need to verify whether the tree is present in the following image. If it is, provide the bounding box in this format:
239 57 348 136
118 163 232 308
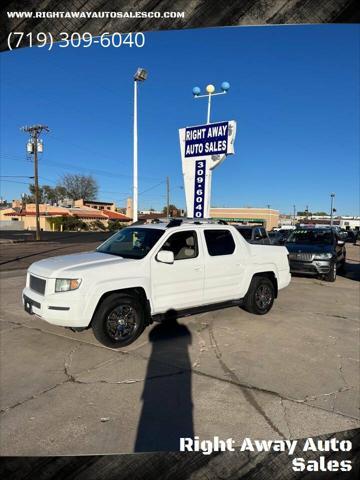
61 174 98 200
43 185 67 203
23 174 98 204
162 204 178 216
24 184 67 204
89 220 106 231
108 220 124 232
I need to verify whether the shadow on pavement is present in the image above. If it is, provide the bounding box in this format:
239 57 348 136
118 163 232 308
134 312 193 452
338 260 360 282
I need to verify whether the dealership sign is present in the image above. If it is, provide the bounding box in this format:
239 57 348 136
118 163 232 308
184 122 231 157
179 120 237 218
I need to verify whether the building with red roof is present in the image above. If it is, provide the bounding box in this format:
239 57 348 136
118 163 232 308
0 200 131 231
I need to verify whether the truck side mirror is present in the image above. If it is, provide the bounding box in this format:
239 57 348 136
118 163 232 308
156 250 175 264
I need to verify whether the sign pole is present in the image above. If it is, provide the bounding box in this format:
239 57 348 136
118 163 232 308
207 93 211 124
179 82 235 220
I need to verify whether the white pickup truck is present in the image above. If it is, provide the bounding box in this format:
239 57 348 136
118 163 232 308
22 220 291 348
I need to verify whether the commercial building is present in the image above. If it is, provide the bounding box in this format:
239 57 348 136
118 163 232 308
297 215 360 230
74 199 117 212
0 200 131 231
210 207 280 230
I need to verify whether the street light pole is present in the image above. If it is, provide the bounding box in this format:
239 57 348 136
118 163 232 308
330 193 335 227
133 79 138 223
133 68 147 223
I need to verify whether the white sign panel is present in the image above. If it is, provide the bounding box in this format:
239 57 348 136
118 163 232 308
179 120 237 218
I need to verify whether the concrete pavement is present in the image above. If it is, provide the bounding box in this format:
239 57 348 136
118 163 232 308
0 246 359 455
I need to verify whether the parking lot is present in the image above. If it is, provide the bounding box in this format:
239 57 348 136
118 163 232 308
0 239 359 455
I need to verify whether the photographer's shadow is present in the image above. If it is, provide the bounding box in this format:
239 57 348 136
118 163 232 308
134 313 194 452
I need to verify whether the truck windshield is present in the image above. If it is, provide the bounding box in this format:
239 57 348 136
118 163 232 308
287 230 333 245
96 228 164 259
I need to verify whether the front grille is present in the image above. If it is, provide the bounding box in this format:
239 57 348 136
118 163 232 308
289 253 314 262
30 275 46 295
291 264 317 273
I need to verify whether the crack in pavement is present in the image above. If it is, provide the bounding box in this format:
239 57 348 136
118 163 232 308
1 345 187 414
337 358 351 389
275 307 357 322
207 322 287 439
191 321 210 368
0 382 69 415
299 387 353 406
0 369 189 414
279 398 293 438
2 314 359 423
63 344 187 386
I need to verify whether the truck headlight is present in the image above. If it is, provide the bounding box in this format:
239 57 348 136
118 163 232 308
55 279 82 292
314 253 332 260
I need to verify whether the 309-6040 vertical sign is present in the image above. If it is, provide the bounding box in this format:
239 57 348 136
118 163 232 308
193 160 206 218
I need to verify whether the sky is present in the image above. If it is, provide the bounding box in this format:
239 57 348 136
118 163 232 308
0 24 359 215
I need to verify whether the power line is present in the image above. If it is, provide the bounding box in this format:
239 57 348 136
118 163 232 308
0 179 33 185
0 175 34 179
139 181 165 196
0 153 162 182
39 176 57 184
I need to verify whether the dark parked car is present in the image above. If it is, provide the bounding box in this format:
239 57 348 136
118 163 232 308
234 225 271 245
269 229 294 245
285 228 346 282
343 229 358 243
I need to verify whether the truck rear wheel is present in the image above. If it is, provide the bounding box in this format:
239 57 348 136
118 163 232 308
92 293 146 348
242 276 275 315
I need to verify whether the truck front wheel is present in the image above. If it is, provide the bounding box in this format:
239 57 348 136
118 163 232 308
92 293 146 348
242 276 275 315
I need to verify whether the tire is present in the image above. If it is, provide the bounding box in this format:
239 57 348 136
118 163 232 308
323 262 337 282
91 293 146 348
242 276 275 315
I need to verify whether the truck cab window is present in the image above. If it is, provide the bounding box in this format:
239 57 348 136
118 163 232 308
204 229 235 256
160 231 198 260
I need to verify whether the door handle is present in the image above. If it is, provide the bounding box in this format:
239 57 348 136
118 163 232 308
194 266 201 271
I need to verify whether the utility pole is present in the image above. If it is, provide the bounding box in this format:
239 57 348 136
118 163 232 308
293 204 296 225
21 124 49 240
166 176 170 218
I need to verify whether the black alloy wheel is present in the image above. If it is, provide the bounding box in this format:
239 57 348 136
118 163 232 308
92 293 146 348
324 262 337 282
242 276 275 315
254 284 273 310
